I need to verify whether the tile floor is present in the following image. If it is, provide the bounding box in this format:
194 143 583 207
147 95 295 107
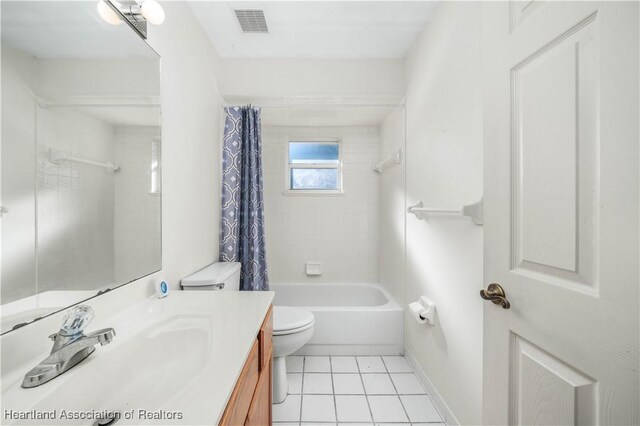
273 355 445 426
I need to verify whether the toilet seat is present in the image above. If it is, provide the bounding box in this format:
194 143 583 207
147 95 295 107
273 306 314 336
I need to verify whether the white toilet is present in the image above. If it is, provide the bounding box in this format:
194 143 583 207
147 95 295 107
272 306 314 404
181 262 314 404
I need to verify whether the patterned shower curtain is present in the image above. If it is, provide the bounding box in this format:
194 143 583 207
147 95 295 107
220 106 269 291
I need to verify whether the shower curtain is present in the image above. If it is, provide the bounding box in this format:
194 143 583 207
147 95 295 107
220 106 269 291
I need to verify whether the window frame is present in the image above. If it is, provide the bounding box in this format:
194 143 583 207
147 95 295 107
284 137 344 196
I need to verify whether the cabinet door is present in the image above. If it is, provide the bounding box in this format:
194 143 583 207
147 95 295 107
219 340 260 426
258 306 273 372
245 360 271 426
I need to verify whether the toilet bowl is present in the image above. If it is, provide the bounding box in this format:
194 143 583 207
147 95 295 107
272 306 314 404
181 264 314 404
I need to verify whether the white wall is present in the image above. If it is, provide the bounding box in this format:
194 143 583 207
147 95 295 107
403 3 483 425
1 2 224 358
219 58 404 99
149 2 223 288
35 58 160 98
378 107 405 304
263 126 379 283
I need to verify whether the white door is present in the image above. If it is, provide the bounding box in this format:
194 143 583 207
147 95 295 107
482 1 639 425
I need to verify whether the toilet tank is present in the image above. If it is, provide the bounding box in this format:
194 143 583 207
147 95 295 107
180 262 241 291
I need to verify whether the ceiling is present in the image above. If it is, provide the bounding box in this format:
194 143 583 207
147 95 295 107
189 1 438 59
1 1 157 59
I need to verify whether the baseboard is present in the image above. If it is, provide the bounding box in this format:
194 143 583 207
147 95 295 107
404 348 460 426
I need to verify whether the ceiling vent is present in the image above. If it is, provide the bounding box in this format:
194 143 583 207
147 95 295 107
234 9 269 33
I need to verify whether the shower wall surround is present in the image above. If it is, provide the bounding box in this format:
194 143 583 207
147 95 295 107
36 105 117 294
378 107 406 306
114 127 162 283
263 126 380 283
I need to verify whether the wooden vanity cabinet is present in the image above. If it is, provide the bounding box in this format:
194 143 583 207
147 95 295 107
220 306 273 426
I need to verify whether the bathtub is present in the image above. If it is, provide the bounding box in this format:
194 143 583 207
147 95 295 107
270 283 404 355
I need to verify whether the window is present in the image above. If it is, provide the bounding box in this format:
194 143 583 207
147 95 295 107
286 140 342 194
150 138 161 194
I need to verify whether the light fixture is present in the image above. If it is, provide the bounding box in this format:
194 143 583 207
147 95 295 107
97 0 165 39
97 0 122 25
139 0 165 25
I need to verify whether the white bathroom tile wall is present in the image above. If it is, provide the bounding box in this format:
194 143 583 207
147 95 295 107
36 106 116 292
35 111 162 293
262 126 380 284
378 107 405 307
113 126 161 282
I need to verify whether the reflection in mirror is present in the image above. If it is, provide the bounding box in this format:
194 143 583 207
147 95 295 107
1 1 161 333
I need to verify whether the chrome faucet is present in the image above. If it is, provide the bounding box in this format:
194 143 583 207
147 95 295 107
22 305 115 388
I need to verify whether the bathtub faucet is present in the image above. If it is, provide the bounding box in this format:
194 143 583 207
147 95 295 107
21 305 115 388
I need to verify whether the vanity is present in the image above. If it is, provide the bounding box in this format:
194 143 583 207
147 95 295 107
1 291 274 425
220 303 273 426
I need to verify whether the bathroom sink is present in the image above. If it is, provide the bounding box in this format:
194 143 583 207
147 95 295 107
1 291 274 425
20 317 210 424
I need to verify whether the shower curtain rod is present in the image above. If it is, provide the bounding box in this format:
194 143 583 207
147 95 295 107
219 95 406 109
222 103 405 108
37 96 161 108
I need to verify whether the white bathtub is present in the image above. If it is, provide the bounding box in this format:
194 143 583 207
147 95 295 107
270 283 404 355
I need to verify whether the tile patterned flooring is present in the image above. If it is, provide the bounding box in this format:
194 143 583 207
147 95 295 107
272 355 445 426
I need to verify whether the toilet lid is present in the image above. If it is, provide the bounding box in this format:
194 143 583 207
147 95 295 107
273 306 314 334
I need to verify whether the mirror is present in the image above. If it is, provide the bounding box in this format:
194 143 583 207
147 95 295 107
1 1 161 333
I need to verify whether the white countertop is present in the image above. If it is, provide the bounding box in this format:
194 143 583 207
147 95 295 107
0 291 274 425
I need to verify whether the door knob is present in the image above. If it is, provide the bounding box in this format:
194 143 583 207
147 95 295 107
480 283 510 309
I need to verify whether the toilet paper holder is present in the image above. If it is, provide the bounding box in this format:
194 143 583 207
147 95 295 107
409 296 436 325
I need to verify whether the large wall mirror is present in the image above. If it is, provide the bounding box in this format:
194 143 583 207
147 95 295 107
1 1 161 333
